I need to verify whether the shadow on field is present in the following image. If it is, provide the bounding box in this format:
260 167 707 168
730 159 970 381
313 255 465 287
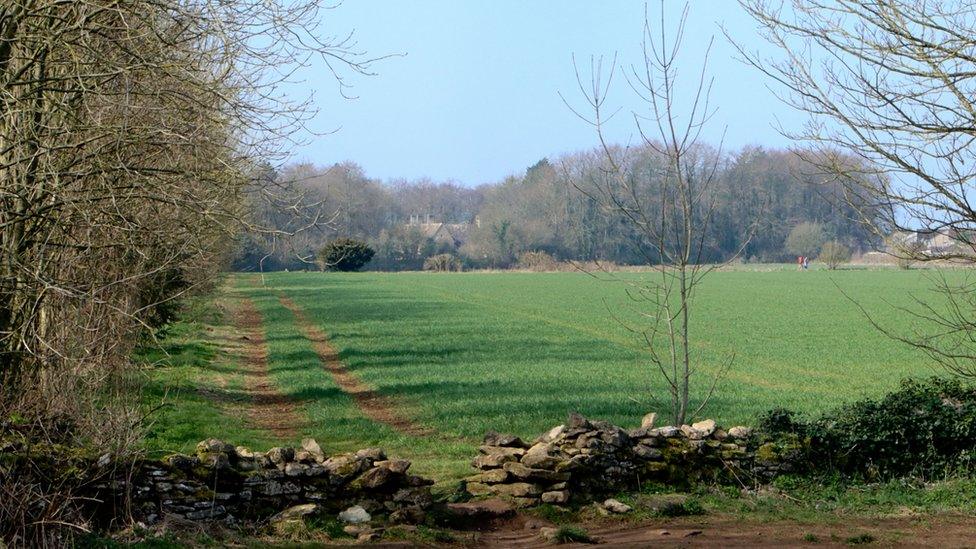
268 281 746 434
340 337 626 369
336 346 469 368
289 288 446 323
360 377 743 436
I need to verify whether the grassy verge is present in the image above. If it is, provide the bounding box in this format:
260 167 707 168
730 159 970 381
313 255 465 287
140 280 476 480
137 297 274 456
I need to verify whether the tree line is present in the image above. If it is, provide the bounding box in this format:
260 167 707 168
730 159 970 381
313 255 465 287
237 144 883 271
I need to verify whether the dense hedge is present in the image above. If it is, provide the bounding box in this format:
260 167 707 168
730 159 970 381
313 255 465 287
757 377 976 479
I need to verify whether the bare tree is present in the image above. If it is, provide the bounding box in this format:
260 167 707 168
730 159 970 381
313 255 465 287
563 2 755 425
819 240 852 269
0 1 380 543
737 0 976 377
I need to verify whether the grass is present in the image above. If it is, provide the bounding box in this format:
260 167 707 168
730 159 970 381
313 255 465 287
137 299 274 456
144 267 972 480
549 525 594 544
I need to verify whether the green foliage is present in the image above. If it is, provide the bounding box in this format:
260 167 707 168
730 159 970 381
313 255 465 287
845 533 875 545
786 222 827 258
550 525 594 544
654 498 705 517
759 378 976 480
696 474 976 522
414 526 455 543
756 408 807 436
307 516 352 540
445 481 471 503
809 377 976 479
318 238 375 272
530 504 578 525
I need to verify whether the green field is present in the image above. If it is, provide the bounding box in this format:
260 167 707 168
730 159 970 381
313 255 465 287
146 267 962 480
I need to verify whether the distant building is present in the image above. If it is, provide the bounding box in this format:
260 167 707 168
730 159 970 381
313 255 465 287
406 214 471 250
887 229 964 256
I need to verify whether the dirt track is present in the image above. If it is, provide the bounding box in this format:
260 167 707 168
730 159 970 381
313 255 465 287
225 297 305 439
278 294 434 437
473 514 976 548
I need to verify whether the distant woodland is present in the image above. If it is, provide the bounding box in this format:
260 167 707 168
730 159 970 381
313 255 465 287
236 144 884 271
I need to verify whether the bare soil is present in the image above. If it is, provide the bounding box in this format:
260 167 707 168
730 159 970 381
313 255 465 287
278 294 434 437
224 297 305 439
472 513 976 548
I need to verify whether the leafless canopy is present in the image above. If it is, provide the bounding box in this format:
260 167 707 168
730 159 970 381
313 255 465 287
738 0 976 377
563 2 759 425
737 0 976 255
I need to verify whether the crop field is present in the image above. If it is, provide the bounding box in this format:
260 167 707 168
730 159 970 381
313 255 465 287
146 267 963 479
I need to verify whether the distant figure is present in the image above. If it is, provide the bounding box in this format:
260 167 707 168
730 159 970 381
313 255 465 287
803 256 810 270
797 255 804 270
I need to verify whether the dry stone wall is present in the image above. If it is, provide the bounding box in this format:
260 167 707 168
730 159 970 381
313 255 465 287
465 413 801 506
12 416 806 537
94 438 435 530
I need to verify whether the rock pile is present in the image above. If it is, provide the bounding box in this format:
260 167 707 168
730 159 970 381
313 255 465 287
123 438 434 527
464 413 789 506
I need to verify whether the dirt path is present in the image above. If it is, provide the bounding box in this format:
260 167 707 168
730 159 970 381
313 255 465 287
476 514 976 548
277 294 434 437
222 297 305 440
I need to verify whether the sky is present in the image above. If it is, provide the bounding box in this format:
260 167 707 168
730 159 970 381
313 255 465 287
287 1 806 186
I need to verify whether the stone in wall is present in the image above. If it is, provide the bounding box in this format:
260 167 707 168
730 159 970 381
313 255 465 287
90 438 435 531
465 413 796 506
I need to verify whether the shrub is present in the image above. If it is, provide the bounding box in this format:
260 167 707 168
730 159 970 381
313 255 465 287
785 222 827 258
654 498 705 517
423 253 461 272
819 240 851 270
135 266 194 329
846 533 876 545
759 377 976 479
318 238 375 272
517 250 558 271
756 407 807 437
809 377 976 478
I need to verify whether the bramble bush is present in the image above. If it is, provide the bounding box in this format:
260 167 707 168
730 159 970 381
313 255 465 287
757 377 976 479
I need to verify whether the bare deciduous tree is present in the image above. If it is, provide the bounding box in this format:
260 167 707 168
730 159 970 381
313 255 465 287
564 2 757 425
738 0 976 377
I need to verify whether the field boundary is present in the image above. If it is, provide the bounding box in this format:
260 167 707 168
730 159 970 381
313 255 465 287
277 293 435 437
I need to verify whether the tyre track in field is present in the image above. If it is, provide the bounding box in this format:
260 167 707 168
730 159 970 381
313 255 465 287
276 294 435 438
226 296 305 440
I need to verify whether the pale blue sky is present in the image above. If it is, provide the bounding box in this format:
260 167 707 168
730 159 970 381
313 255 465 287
289 1 803 185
